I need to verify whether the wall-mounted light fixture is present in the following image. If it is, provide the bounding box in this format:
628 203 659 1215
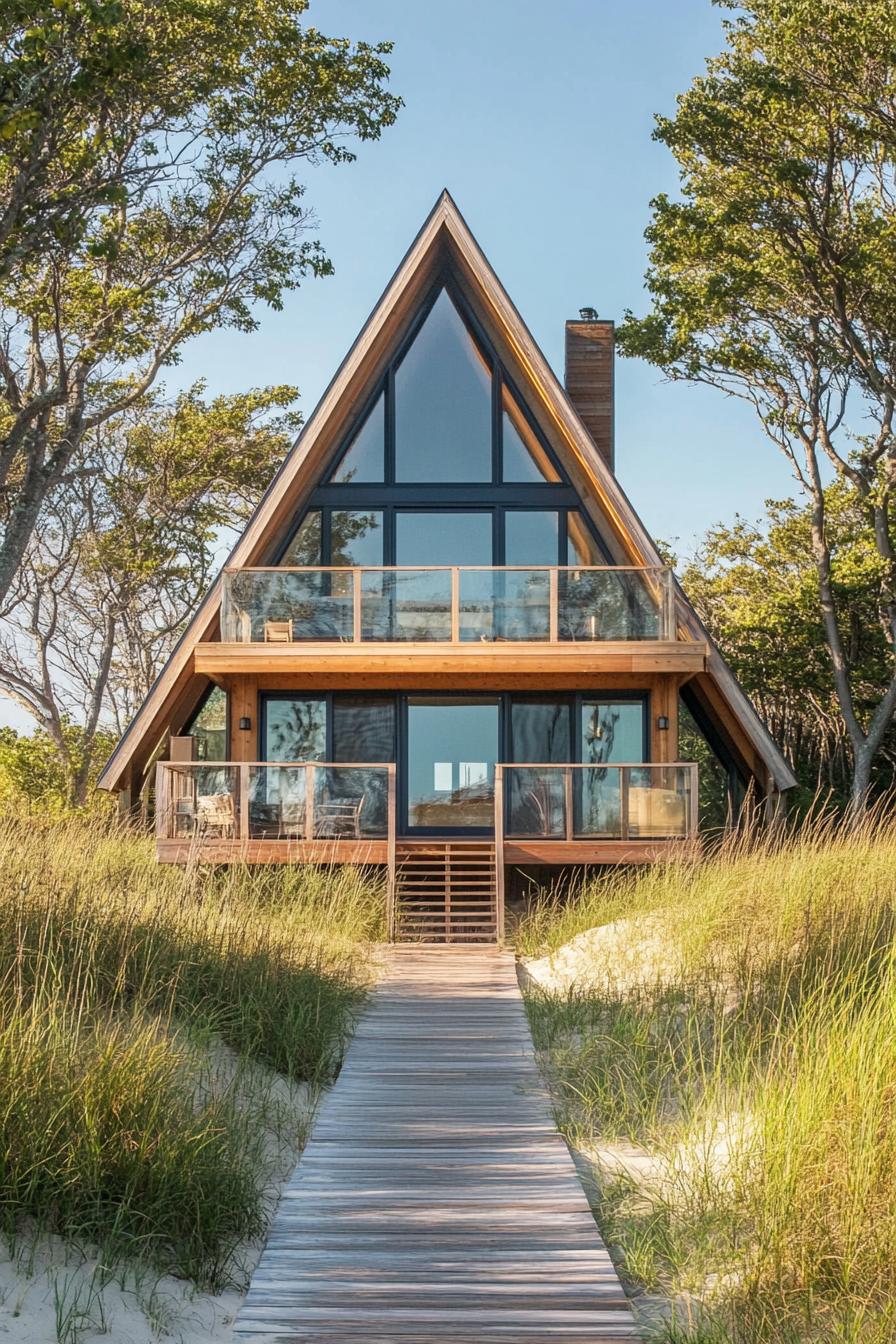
239 716 252 731
656 715 670 731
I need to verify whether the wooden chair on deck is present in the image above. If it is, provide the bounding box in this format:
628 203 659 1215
315 793 367 839
195 793 235 838
264 620 293 643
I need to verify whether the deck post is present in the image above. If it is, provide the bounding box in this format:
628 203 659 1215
661 567 676 640
450 567 460 642
549 568 559 642
619 766 630 840
305 763 315 841
154 763 170 840
688 762 700 837
238 764 249 841
494 766 505 943
564 766 574 842
386 764 397 941
352 568 362 643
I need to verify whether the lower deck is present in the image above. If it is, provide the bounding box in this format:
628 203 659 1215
156 836 689 865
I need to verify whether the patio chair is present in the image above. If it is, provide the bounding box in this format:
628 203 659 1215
314 793 367 839
195 792 235 838
264 620 293 643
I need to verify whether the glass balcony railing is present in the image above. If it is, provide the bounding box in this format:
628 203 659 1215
496 762 699 841
220 566 677 643
155 761 397 842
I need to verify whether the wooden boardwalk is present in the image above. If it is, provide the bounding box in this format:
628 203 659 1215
235 947 639 1343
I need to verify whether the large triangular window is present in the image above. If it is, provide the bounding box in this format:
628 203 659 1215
394 289 492 482
329 392 384 483
502 385 560 483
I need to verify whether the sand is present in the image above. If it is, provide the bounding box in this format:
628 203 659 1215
519 911 681 998
0 1043 314 1344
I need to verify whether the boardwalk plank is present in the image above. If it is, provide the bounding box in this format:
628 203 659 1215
234 948 639 1343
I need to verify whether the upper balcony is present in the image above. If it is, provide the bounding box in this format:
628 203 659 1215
195 565 707 679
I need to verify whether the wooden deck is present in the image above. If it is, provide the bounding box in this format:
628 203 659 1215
235 947 639 1343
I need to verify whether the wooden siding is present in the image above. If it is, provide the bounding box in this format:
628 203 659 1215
565 319 614 470
196 640 706 680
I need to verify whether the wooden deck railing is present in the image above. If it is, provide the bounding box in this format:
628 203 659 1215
155 759 397 924
220 564 677 644
494 762 700 848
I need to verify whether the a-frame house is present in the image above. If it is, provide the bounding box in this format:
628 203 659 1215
98 192 795 942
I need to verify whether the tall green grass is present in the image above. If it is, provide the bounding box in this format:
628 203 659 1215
0 814 384 1289
518 813 896 1343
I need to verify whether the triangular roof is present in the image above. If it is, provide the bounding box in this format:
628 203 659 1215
98 191 796 795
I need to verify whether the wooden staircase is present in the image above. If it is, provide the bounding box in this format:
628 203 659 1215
393 840 501 943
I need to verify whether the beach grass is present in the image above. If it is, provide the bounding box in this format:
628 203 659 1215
0 813 385 1291
517 810 896 1343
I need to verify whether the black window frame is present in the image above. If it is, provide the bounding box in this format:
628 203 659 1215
276 274 612 566
257 690 650 837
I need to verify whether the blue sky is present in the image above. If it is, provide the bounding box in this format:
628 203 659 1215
3 1 803 735
170 0 797 548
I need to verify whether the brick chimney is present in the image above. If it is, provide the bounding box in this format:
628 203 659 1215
564 312 615 472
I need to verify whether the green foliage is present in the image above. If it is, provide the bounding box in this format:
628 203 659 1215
0 381 298 806
680 489 896 799
618 0 896 802
0 1 400 601
0 812 383 1286
0 723 117 811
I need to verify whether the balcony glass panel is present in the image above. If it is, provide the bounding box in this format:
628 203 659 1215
221 566 671 644
245 763 391 839
361 569 452 641
507 767 567 837
226 570 353 643
558 568 660 640
458 569 551 641
501 764 696 841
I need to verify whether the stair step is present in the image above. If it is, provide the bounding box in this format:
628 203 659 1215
393 838 500 946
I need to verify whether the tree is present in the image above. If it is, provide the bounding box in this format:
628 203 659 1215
0 1 400 605
618 0 896 808
678 489 896 801
0 383 297 804
0 722 117 813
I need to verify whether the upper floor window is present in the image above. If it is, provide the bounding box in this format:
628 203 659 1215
326 285 561 487
395 289 492 482
330 392 385 484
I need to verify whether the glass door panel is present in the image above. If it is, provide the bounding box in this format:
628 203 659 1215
331 695 396 837
578 699 645 837
405 696 499 832
257 696 327 837
507 699 571 836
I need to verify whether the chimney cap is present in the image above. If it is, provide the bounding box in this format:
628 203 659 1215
578 306 599 321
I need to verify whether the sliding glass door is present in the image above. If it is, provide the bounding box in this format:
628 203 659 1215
405 696 500 833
